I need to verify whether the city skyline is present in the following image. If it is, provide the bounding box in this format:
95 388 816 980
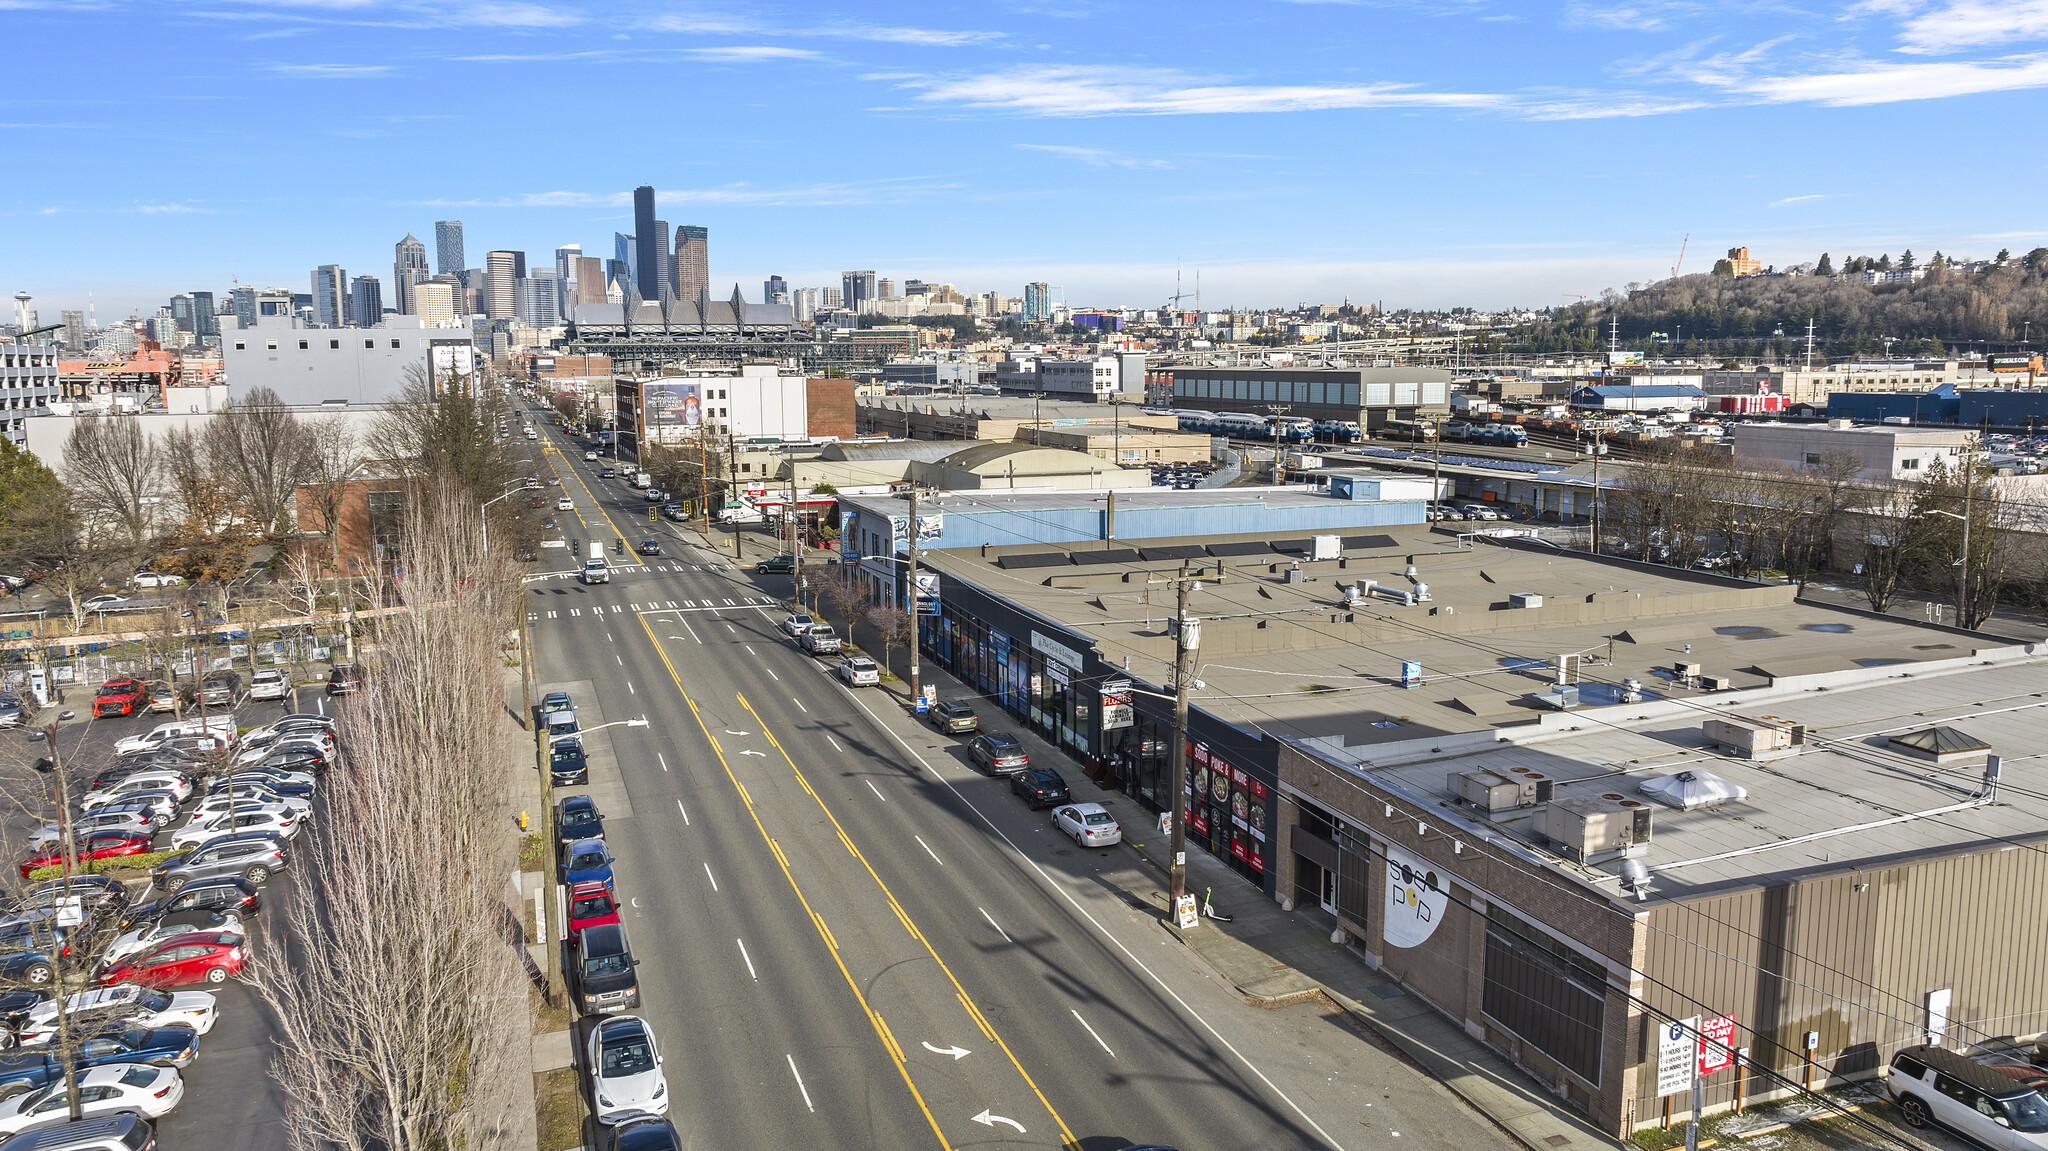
4 0 2046 314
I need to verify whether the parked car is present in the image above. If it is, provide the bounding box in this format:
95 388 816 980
52 1025 200 1072
0 947 60 991
112 717 234 757
586 1015 669 1126
93 931 247 988
152 835 288 891
0 1113 158 1151
797 625 840 655
834 657 879 687
969 732 1030 775
776 614 815 638
1889 1044 2048 1148
27 811 151 850
102 911 244 969
1051 802 1123 848
566 881 620 939
129 573 183 589
0 992 47 1051
11 880 126 925
549 741 588 786
539 692 573 721
169 810 296 851
601 1114 681 1151
0 1065 184 1137
572 922 641 1016
546 713 581 746
81 773 193 811
926 700 979 735
18 834 154 880
324 665 362 695
79 597 133 615
556 795 605 849
196 673 239 709
560 840 614 891
117 879 259 933
1009 766 1071 808
245 669 289 701
16 987 217 1048
754 555 793 575
0 696 25 729
90 680 147 720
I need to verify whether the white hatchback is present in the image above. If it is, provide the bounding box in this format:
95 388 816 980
0 1064 185 1136
586 1014 668 1125
247 668 290 701
17 984 219 1046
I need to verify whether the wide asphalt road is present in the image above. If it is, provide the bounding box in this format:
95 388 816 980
525 418 1515 1151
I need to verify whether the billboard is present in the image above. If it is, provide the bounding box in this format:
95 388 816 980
642 383 702 427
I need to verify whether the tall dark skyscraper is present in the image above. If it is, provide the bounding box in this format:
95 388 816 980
763 274 786 305
674 225 709 304
632 186 659 301
651 220 671 298
435 221 465 276
348 276 384 326
394 233 429 313
190 291 218 338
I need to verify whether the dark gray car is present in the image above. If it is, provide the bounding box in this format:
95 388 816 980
572 922 641 1016
153 833 289 891
198 672 240 708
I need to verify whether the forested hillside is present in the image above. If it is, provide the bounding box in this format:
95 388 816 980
1514 249 2048 362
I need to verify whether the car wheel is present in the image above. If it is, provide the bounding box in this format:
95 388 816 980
162 876 187 892
244 865 270 884
204 965 228 985
21 964 52 986
1897 1096 1931 1129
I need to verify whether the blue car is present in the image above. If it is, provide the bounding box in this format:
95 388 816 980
559 839 614 891
71 1023 201 1070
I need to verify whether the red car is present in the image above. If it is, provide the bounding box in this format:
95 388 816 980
92 678 148 718
97 930 248 988
18 832 154 878
566 880 620 938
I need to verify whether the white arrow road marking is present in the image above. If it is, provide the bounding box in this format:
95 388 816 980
724 730 752 736
921 1042 970 1060
787 1055 814 1113
971 1110 1024 1134
1072 1009 1115 1057
739 749 767 757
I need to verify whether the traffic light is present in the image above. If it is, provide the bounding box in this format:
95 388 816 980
648 506 656 522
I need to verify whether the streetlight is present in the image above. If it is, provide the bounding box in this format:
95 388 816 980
480 478 533 552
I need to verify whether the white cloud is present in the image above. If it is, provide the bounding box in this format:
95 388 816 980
683 45 822 62
267 63 394 77
441 1 583 27
643 11 996 46
132 203 216 214
815 24 1000 46
883 65 1509 116
1768 193 1845 207
1892 0 2048 54
1713 51 2048 103
1015 144 1173 169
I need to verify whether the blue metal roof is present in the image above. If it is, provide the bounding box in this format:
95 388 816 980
1573 384 1706 398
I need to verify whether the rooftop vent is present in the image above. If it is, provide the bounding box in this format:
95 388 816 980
1888 726 1991 764
1639 770 1750 811
1508 592 1544 609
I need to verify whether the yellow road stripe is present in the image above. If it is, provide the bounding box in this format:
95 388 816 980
540 440 629 543
737 692 1081 1149
635 616 953 1151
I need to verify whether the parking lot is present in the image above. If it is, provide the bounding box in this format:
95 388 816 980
0 685 330 1147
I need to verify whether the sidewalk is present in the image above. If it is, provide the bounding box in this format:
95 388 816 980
500 661 545 1151
824 624 1625 1151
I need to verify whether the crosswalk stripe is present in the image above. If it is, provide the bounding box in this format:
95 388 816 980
569 608 580 617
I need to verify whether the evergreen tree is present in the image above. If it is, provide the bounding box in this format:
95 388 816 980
1816 253 1834 276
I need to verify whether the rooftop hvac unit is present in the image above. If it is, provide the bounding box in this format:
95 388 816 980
1537 796 1654 863
1311 535 1342 561
1509 592 1544 609
1703 715 1803 759
1447 767 1552 814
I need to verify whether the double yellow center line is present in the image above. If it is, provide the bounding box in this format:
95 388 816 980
637 615 1078 1150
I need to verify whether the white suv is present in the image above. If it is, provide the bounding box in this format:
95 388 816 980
247 668 289 701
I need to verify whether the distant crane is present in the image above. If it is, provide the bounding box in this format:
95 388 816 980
1672 233 1690 280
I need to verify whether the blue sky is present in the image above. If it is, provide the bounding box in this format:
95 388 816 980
5 0 2047 317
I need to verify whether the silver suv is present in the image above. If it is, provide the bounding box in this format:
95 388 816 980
154 832 289 891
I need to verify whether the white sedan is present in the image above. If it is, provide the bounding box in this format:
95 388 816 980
186 794 310 824
17 985 218 1046
1051 802 1123 848
776 613 815 638
586 1015 668 1125
102 911 247 968
234 736 330 767
556 497 575 511
80 595 134 613
0 1064 185 1136
171 809 297 850
131 572 185 589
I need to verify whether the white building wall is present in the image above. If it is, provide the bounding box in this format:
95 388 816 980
222 315 474 405
0 346 60 447
1730 422 1974 481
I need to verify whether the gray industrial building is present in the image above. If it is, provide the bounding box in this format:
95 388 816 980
1162 365 1452 430
0 345 59 447
876 522 2048 1138
222 315 474 405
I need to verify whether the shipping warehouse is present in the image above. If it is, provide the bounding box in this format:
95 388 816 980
842 514 2048 1137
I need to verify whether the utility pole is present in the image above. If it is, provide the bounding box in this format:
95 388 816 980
1957 436 1975 626
32 726 84 1122
725 431 742 557
1586 428 1604 554
1166 563 1199 929
1430 415 1444 516
787 446 804 611
907 484 922 710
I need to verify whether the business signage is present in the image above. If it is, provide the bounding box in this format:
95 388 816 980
1698 1013 1738 1075
1382 844 1449 949
1100 679 1133 729
1031 631 1084 671
643 383 702 427
913 572 941 615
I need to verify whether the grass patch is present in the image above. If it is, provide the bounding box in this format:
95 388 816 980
529 981 571 1037
533 1066 583 1151
517 833 546 871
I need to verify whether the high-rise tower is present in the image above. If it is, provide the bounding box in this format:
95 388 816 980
394 233 429 313
674 225 709 304
632 186 660 302
434 221 465 276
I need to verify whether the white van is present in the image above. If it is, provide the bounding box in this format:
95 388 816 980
1889 1045 2048 1149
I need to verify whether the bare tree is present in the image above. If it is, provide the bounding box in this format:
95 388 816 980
865 603 915 676
205 386 315 538
1802 447 1866 574
1859 484 1923 614
297 416 367 612
61 415 160 548
252 480 525 1151
369 366 514 504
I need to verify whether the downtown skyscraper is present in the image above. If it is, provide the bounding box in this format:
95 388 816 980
674 225 708 304
435 221 466 276
632 186 660 302
394 233 429 314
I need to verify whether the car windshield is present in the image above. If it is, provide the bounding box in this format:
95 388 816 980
561 808 597 829
95 684 126 697
2002 1091 2048 1133
551 748 582 764
569 850 607 869
118 1066 157 1088
602 1037 656 1076
137 990 171 1012
571 893 613 919
1084 812 1115 826
583 953 630 978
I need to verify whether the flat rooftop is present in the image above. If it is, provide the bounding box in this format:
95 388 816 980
918 524 2046 896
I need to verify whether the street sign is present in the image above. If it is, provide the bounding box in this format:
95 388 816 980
1657 1016 1699 1098
913 695 928 715
1699 1014 1737 1075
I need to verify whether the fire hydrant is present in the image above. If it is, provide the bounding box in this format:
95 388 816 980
517 810 529 831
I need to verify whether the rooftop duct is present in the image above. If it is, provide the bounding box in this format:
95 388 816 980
1638 770 1749 811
